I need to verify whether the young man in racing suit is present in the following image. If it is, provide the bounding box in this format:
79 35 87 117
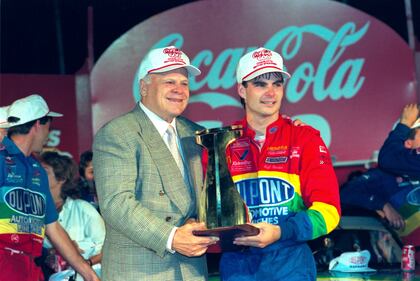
219 48 341 281
0 95 99 281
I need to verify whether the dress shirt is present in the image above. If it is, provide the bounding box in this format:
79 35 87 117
139 102 179 253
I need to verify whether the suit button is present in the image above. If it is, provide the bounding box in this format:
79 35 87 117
159 190 165 196
165 216 172 222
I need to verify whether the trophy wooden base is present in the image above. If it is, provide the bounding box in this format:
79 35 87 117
193 224 260 252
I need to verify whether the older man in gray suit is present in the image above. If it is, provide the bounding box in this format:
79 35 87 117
93 46 217 281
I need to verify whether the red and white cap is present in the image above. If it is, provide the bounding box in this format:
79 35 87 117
0 106 10 129
329 250 376 273
7 94 63 127
236 47 291 83
411 118 420 129
137 46 201 81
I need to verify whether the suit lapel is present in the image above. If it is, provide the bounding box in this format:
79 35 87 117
133 105 192 216
177 118 204 216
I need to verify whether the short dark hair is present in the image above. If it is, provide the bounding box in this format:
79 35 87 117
79 150 93 178
239 72 284 107
40 151 80 200
7 116 52 137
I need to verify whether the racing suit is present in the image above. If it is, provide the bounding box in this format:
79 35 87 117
378 123 420 263
340 168 414 212
0 137 58 281
220 116 341 281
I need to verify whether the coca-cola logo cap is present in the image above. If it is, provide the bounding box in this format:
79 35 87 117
329 250 376 273
236 47 291 83
137 46 201 82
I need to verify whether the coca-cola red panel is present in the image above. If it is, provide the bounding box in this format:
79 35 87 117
0 74 79 158
91 0 417 165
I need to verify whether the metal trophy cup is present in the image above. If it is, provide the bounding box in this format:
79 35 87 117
194 125 259 251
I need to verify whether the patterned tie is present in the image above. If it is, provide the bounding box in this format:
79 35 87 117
165 125 185 178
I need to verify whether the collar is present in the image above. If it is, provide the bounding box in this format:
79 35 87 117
237 115 287 139
139 102 177 137
0 136 23 156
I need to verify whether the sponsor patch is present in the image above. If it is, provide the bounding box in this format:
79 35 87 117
11 234 19 243
4 187 46 218
231 140 250 149
233 149 249 161
265 156 288 164
266 146 288 156
290 147 301 158
267 145 288 151
5 156 14 165
319 145 327 153
6 171 24 184
236 177 295 207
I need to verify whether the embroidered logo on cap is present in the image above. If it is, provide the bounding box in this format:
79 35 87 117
163 47 185 64
163 47 182 58
252 49 273 61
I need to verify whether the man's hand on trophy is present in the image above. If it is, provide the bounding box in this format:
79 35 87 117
233 222 281 248
172 222 219 257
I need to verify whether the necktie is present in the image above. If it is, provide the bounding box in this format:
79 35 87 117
166 125 185 177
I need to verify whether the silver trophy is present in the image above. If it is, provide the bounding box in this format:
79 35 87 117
194 125 259 251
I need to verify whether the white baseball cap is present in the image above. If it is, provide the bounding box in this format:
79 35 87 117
0 106 10 129
329 250 376 273
7 94 63 127
411 118 420 129
236 47 291 83
137 46 201 81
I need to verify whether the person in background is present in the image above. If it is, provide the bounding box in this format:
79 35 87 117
78 150 99 210
40 151 105 281
341 104 420 224
93 46 217 281
378 103 420 263
379 103 420 180
0 106 10 141
220 47 341 281
0 94 99 281
341 103 420 262
340 167 407 230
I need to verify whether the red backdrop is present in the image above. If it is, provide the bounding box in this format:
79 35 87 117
91 0 417 174
0 74 80 158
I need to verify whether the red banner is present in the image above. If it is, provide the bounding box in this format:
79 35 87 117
0 74 79 158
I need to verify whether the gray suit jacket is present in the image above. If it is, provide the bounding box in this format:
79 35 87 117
93 105 207 281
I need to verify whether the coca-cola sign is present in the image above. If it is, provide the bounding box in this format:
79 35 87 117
91 0 417 163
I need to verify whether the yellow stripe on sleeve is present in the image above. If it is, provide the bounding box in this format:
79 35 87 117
309 201 340 234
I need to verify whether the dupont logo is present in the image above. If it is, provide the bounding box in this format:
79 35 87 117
236 177 295 207
252 49 272 61
163 47 182 57
4 187 46 217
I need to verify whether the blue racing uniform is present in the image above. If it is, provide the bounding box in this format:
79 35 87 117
340 168 414 211
0 136 58 281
